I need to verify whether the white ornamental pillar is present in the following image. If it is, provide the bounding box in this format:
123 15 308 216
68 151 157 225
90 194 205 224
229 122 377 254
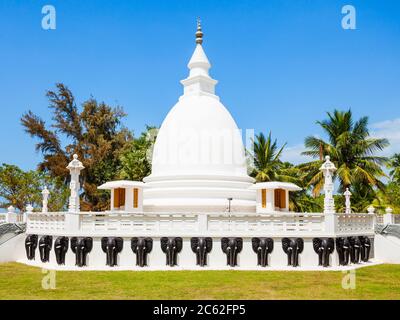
344 188 352 214
384 207 394 225
367 205 377 226
320 156 337 214
367 205 375 214
6 206 16 223
25 204 33 223
42 186 50 213
67 154 84 213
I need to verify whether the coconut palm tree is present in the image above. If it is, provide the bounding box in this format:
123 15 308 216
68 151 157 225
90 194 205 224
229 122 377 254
249 132 290 182
299 109 389 196
389 153 400 183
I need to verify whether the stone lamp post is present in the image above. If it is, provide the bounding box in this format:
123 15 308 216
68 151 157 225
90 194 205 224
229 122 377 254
65 154 85 232
320 156 337 214
67 154 85 213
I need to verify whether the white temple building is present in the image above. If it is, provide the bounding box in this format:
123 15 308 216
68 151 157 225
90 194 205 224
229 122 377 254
1 21 399 270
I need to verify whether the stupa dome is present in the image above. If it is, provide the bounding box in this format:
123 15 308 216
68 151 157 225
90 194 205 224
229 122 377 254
143 21 256 212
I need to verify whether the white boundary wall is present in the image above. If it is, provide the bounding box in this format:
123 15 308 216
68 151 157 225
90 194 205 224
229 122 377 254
9 211 376 270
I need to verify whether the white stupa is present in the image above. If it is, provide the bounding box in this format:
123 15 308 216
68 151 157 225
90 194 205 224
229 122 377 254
4 21 379 272
143 21 256 212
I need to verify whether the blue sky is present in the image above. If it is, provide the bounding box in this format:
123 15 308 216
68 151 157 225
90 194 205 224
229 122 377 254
1 0 399 170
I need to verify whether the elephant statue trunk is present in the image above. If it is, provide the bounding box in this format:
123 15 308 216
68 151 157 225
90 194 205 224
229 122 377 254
336 237 350 266
54 236 69 265
191 237 213 267
25 234 38 260
161 237 183 267
313 238 335 267
39 235 53 263
348 236 361 264
359 236 371 262
131 237 153 267
282 238 304 267
102 237 124 267
221 237 243 267
252 238 274 267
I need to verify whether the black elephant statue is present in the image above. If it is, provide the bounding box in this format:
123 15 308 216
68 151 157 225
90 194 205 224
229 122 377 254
313 238 335 267
221 237 243 267
101 237 124 267
25 234 38 260
161 237 183 267
252 237 274 267
131 237 153 267
39 235 53 263
348 236 361 264
336 237 351 266
54 236 69 265
282 238 304 267
71 237 93 267
191 237 213 267
359 236 371 262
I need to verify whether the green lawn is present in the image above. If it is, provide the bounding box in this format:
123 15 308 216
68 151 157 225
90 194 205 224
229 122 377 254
0 263 399 300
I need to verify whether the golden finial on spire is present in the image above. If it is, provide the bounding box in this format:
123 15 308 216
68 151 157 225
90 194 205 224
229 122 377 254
195 17 203 45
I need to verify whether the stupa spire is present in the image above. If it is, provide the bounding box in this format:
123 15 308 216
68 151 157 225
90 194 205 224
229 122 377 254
195 18 203 44
180 19 218 98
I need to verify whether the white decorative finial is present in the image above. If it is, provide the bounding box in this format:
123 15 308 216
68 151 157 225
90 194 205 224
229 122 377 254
196 18 203 44
42 186 50 195
344 187 352 214
67 154 84 171
367 205 375 214
320 155 336 171
26 204 34 213
386 207 393 214
7 206 15 213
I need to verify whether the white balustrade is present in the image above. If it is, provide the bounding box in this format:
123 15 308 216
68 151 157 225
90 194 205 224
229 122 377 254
375 214 384 224
25 210 375 236
207 213 326 234
334 213 374 235
26 212 65 233
4 206 24 223
79 212 199 233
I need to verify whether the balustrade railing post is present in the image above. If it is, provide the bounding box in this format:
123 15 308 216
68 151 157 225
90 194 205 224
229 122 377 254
384 207 394 225
6 206 17 223
65 213 80 232
367 205 376 226
324 212 336 235
198 214 208 233
25 204 33 223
